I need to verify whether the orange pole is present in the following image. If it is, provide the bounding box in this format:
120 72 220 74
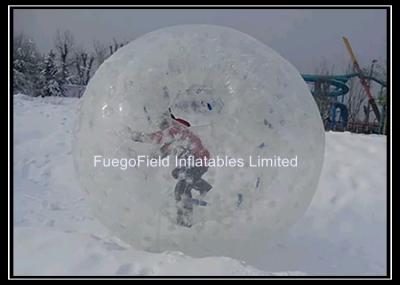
342 37 381 122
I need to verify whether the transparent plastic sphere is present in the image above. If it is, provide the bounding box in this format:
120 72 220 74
73 25 325 258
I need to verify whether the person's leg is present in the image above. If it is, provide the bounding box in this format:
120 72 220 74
175 180 189 227
180 187 193 227
172 167 185 179
190 167 212 196
174 179 186 202
190 166 208 178
174 169 194 227
192 179 212 196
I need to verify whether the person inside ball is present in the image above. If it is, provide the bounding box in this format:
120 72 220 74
126 109 212 228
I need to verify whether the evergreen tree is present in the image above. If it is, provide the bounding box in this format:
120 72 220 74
13 34 41 95
39 50 62 97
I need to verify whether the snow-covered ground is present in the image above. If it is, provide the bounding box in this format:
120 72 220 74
12 94 387 276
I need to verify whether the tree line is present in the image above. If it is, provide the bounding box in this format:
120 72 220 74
13 30 387 131
13 30 128 97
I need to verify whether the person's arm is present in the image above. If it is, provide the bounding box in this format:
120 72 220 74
158 142 173 158
130 131 146 142
123 126 163 144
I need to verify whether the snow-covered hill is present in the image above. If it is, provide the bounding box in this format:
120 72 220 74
12 94 387 276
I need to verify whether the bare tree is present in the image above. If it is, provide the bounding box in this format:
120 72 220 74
108 38 127 56
373 60 387 134
314 58 336 76
346 61 387 125
93 40 108 67
54 30 75 84
346 63 366 124
74 48 95 85
312 60 336 126
92 38 128 71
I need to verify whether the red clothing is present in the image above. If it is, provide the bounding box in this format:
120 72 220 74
148 120 210 160
174 118 191 127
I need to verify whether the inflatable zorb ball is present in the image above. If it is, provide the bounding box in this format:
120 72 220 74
73 25 325 258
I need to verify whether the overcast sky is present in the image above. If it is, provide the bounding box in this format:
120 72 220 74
13 9 387 73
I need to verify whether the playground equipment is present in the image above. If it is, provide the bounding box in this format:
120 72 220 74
301 37 387 132
302 73 386 131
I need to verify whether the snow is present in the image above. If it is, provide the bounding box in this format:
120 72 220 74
14 227 276 276
12 94 386 276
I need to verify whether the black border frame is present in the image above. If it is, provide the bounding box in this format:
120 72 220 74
8 4 392 279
